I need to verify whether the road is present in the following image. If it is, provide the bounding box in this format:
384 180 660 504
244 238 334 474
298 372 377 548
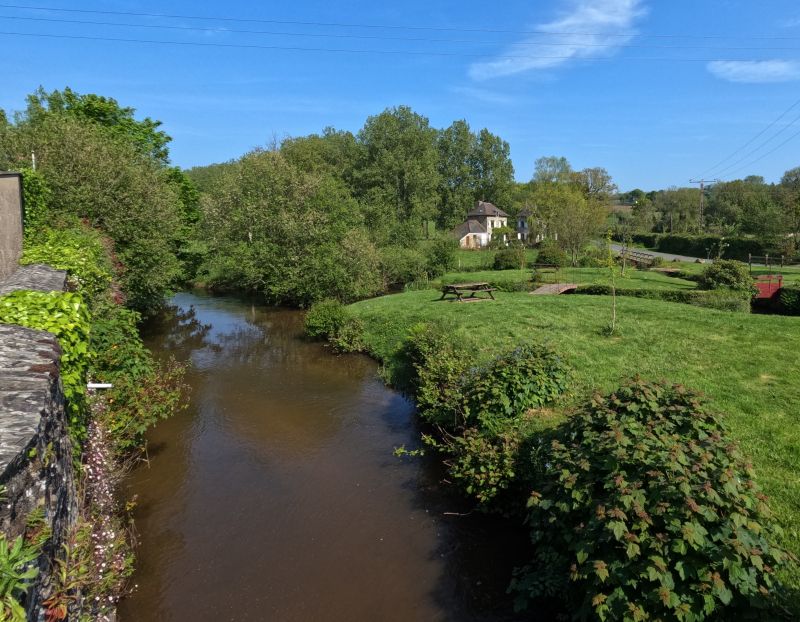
610 244 712 264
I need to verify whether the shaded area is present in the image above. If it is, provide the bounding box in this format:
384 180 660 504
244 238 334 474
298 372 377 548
119 291 528 622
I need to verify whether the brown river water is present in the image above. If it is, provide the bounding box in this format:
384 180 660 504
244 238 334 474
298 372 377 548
117 291 529 622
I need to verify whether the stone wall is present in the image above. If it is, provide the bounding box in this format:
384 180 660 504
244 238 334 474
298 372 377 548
0 172 23 280
0 264 77 621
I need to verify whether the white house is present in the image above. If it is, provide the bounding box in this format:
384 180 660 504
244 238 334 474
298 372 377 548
452 201 509 249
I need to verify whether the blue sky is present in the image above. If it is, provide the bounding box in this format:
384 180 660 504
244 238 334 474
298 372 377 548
1 0 800 190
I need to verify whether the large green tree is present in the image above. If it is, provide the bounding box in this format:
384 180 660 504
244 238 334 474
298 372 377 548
354 106 440 232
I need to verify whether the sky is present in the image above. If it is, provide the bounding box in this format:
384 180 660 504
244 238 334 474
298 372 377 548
1 0 800 190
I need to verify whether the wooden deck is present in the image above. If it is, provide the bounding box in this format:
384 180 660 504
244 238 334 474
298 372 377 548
530 283 578 295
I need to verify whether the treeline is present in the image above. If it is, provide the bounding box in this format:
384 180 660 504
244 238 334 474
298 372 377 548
617 173 800 257
0 87 198 314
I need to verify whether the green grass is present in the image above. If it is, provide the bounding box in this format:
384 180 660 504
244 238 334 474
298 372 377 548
438 267 698 291
349 290 800 593
674 260 800 286
453 248 538 272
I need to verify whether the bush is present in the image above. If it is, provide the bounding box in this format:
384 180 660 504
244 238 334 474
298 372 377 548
21 226 113 308
778 287 800 315
402 324 568 432
698 260 754 294
535 241 568 267
379 246 428 287
463 344 569 433
304 298 364 352
433 424 523 506
425 235 458 277
493 244 527 270
304 298 348 340
513 379 786 620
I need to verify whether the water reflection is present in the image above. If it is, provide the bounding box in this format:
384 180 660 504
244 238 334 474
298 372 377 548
119 291 527 622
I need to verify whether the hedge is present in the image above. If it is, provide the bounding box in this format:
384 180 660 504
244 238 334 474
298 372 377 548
618 234 769 262
575 285 751 313
777 287 800 316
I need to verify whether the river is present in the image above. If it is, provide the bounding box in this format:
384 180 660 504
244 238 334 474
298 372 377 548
117 291 527 622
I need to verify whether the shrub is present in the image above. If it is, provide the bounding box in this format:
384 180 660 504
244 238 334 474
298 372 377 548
493 244 527 270
304 298 364 352
379 246 428 287
304 299 348 340
21 226 113 308
463 344 569 433
698 260 754 296
425 235 458 277
400 322 472 428
536 241 568 267
778 287 800 315
513 379 786 620
434 424 523 506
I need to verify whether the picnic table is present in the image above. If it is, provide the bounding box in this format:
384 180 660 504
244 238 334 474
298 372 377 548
439 282 496 302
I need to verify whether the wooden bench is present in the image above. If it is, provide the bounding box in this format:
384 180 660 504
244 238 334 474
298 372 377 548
439 282 497 302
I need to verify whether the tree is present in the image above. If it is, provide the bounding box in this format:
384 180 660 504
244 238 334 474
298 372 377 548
436 120 477 230
354 106 440 232
471 128 515 208
23 87 172 163
533 156 573 184
573 167 617 203
551 189 607 266
653 187 701 233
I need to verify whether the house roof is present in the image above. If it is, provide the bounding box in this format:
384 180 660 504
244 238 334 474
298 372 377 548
467 200 509 218
452 219 487 239
518 208 533 219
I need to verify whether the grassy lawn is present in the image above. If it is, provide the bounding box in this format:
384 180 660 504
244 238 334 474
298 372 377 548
675 260 800 286
349 290 800 591
438 267 698 291
453 248 538 271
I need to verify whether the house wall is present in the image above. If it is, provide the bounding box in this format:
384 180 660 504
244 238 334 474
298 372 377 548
0 173 23 279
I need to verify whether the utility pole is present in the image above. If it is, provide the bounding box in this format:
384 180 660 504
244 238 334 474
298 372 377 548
689 178 720 229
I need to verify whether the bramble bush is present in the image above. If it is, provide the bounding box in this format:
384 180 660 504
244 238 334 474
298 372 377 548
512 379 786 621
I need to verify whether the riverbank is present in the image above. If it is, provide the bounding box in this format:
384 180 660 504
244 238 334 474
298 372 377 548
346 288 800 608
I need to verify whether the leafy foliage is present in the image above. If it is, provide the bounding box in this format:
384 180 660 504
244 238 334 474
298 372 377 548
0 535 39 621
535 240 569 267
493 244 527 270
304 298 365 353
21 226 113 308
513 379 786 620
576 285 752 313
18 167 51 235
778 286 800 315
0 290 91 439
698 260 754 296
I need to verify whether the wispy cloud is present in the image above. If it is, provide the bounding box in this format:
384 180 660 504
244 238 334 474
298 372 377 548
707 60 800 83
469 0 647 80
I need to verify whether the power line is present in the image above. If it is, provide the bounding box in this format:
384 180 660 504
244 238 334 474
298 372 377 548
721 127 800 180
2 3 800 41
711 109 800 179
697 97 800 177
3 13 800 51
2 29 798 63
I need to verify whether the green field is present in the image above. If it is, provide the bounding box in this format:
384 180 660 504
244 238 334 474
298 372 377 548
349 290 800 591
453 248 538 271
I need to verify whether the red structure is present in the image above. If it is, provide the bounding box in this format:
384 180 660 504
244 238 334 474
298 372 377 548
754 275 783 300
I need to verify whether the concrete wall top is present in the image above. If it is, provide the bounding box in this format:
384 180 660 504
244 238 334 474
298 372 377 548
0 173 23 280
